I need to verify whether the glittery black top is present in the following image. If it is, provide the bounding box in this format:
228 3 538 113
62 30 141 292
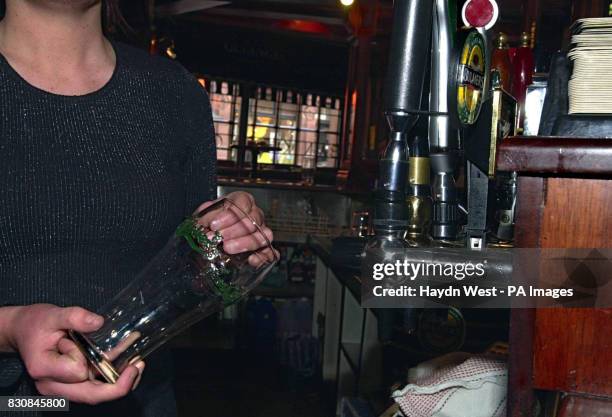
0 42 217 415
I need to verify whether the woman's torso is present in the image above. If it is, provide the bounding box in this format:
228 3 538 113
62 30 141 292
0 42 210 310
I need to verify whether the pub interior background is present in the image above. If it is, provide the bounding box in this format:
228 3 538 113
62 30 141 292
104 0 611 416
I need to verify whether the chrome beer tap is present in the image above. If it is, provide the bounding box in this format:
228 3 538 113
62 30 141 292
371 0 433 250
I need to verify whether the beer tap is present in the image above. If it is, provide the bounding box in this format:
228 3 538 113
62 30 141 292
371 0 498 250
371 0 433 250
429 0 462 243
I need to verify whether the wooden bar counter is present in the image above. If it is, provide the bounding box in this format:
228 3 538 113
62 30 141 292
497 137 612 417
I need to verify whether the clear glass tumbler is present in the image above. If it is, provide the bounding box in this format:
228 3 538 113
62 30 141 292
69 198 278 383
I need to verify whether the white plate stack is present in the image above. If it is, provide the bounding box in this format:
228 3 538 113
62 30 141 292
568 17 612 114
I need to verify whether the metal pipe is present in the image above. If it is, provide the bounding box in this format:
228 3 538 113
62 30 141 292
429 0 455 150
428 0 462 243
383 0 434 133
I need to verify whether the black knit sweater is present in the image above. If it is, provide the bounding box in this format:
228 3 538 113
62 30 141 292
0 42 217 415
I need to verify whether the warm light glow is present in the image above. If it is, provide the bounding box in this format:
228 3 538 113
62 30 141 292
276 19 330 34
165 46 177 60
247 125 269 140
340 0 354 6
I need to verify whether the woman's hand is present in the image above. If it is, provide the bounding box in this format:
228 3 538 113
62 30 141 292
195 191 279 266
2 304 143 405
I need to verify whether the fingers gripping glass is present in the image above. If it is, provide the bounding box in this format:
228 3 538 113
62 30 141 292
69 198 278 383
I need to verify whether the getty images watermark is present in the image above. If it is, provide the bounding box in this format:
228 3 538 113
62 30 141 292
361 248 612 308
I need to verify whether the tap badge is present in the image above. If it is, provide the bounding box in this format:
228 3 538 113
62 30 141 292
454 30 486 125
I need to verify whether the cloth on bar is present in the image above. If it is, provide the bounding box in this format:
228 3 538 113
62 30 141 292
392 353 507 417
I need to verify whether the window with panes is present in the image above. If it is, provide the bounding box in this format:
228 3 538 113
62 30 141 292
198 77 342 170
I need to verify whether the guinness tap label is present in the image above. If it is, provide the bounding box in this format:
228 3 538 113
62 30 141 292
459 66 485 89
455 30 486 125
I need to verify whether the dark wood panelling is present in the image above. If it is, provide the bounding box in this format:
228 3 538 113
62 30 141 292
533 178 612 396
513 176 546 248
540 178 612 248
505 135 612 414
508 176 545 417
570 0 608 21
534 308 612 395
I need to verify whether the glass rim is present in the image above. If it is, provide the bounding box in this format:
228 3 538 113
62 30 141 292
196 197 279 263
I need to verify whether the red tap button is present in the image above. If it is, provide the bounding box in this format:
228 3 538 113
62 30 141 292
462 0 498 30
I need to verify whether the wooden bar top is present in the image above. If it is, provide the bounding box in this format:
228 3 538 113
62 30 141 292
497 136 612 176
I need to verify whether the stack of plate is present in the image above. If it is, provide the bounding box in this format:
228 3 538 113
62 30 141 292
568 17 612 114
